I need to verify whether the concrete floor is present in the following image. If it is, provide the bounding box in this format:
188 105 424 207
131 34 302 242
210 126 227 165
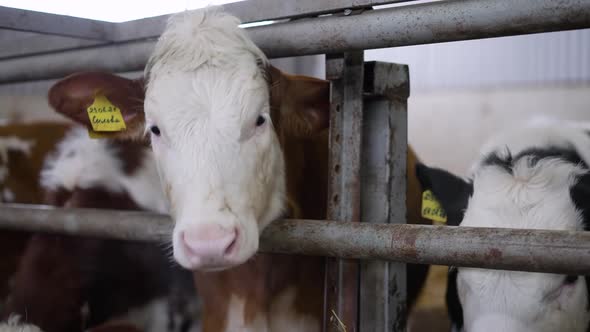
408 265 451 332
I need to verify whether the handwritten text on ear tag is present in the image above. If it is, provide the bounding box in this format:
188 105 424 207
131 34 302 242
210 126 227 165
86 95 126 132
421 190 447 223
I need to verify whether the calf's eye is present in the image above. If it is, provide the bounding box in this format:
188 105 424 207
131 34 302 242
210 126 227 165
256 115 265 127
150 125 161 136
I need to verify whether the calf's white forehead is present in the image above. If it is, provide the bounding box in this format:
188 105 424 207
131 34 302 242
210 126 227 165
144 8 271 143
463 157 586 231
145 69 269 142
145 8 268 92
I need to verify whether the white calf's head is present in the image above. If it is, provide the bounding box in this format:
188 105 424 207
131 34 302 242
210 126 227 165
143 10 284 271
416 122 590 332
48 9 330 271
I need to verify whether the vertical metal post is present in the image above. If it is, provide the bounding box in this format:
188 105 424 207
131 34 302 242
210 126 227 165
359 62 410 331
324 51 364 332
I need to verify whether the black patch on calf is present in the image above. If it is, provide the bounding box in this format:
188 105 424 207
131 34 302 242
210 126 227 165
415 163 473 227
517 146 584 168
569 172 590 312
446 268 464 330
570 173 590 231
481 145 584 175
482 150 513 174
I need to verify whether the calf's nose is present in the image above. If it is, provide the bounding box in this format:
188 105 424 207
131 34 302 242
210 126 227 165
180 224 237 267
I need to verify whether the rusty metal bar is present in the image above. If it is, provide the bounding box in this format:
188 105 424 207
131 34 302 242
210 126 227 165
0 204 589 275
2 0 590 83
324 51 364 332
0 204 172 241
360 62 409 331
115 0 412 42
0 0 409 44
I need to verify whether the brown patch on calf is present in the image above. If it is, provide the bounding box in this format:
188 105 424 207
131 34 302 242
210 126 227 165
4 186 178 332
269 66 330 139
194 70 331 331
194 69 431 330
108 140 149 176
195 68 329 332
0 123 69 204
3 233 96 332
3 187 140 332
195 253 325 331
0 123 69 302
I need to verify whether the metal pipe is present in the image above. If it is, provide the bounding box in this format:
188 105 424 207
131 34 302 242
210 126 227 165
1 0 589 83
0 40 155 84
1 204 589 275
115 0 412 42
0 204 172 242
0 6 115 41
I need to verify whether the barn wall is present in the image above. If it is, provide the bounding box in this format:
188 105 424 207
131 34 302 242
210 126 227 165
366 28 590 176
407 85 590 177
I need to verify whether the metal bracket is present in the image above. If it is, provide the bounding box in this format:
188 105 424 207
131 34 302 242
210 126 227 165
324 51 364 332
360 61 409 331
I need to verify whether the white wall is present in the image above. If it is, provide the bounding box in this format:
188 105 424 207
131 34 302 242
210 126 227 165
366 28 590 176
366 29 590 92
408 85 590 177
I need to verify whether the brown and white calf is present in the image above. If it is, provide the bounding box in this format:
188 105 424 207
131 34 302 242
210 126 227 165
0 123 69 303
49 8 430 331
1 126 199 332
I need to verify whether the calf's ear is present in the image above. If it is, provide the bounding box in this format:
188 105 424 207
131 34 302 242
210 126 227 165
48 72 147 141
269 66 330 138
415 163 472 226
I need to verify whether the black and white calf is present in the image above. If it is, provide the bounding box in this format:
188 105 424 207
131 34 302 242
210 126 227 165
417 120 590 332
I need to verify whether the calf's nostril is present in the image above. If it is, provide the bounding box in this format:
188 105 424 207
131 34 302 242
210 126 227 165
224 234 237 256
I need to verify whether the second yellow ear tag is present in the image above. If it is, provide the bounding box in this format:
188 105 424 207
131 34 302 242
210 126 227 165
421 190 447 223
86 95 127 132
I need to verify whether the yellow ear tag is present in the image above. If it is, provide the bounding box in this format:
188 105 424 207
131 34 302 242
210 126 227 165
421 190 447 223
86 95 127 132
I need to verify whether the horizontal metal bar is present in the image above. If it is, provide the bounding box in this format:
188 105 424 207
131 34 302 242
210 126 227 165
0 40 155 84
0 204 589 275
1 0 589 84
224 0 406 22
0 33 105 61
252 0 590 57
0 204 172 241
114 0 408 41
0 6 115 41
